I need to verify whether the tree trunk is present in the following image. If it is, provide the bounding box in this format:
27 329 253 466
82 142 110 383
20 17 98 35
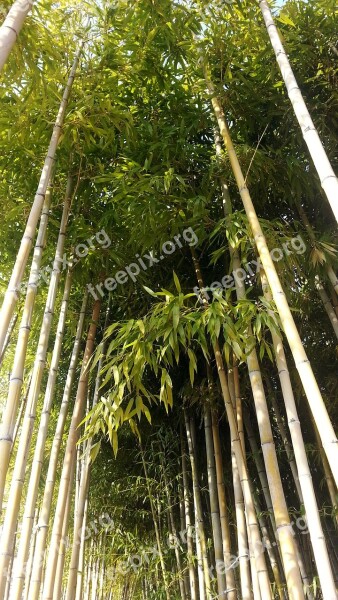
207 80 338 491
259 0 338 222
28 290 88 600
0 46 82 356
0 0 33 70
0 187 52 510
42 298 101 600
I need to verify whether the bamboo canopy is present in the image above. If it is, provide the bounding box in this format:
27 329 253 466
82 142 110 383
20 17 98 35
0 1 337 599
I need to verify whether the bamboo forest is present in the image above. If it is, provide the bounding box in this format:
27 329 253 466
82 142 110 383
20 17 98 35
0 0 337 599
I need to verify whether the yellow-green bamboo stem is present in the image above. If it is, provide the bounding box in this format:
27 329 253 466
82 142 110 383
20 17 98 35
0 313 17 368
160 452 187 600
0 188 51 511
0 0 33 70
311 416 338 528
259 0 338 222
217 160 301 597
228 366 253 600
211 411 238 600
66 303 111 600
22 507 39 600
207 79 338 493
181 426 198 600
11 266 73 600
53 453 75 600
28 290 88 600
75 498 88 600
315 277 338 339
261 272 337 598
204 407 227 600
266 383 303 504
41 299 100 600
185 413 212 600
0 193 71 599
192 250 272 599
140 445 170 600
0 46 82 356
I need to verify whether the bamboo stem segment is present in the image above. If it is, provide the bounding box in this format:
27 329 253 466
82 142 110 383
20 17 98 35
206 79 338 490
258 0 338 223
0 45 82 357
0 0 33 70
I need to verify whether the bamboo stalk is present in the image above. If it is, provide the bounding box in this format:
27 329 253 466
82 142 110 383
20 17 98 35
160 452 186 600
28 290 88 600
53 453 76 600
181 424 198 600
228 366 253 600
0 191 72 599
0 313 17 368
261 272 337 598
41 298 100 600
207 80 338 492
211 411 238 600
0 0 33 70
215 159 301 596
75 498 88 600
192 251 273 599
11 266 73 600
66 301 111 600
315 277 338 339
311 415 338 527
0 187 52 510
140 445 170 600
258 0 338 222
0 46 82 356
22 507 39 600
187 414 213 600
204 407 227 600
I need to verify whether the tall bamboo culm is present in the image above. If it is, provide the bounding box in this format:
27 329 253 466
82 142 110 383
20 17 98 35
42 298 101 600
258 0 338 222
65 302 111 600
180 426 198 600
215 150 302 597
184 413 212 600
0 0 33 70
0 45 82 357
11 265 73 600
206 75 338 490
28 290 88 600
0 187 51 510
0 187 72 600
261 272 337 598
211 412 238 600
191 250 272 599
204 407 227 600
